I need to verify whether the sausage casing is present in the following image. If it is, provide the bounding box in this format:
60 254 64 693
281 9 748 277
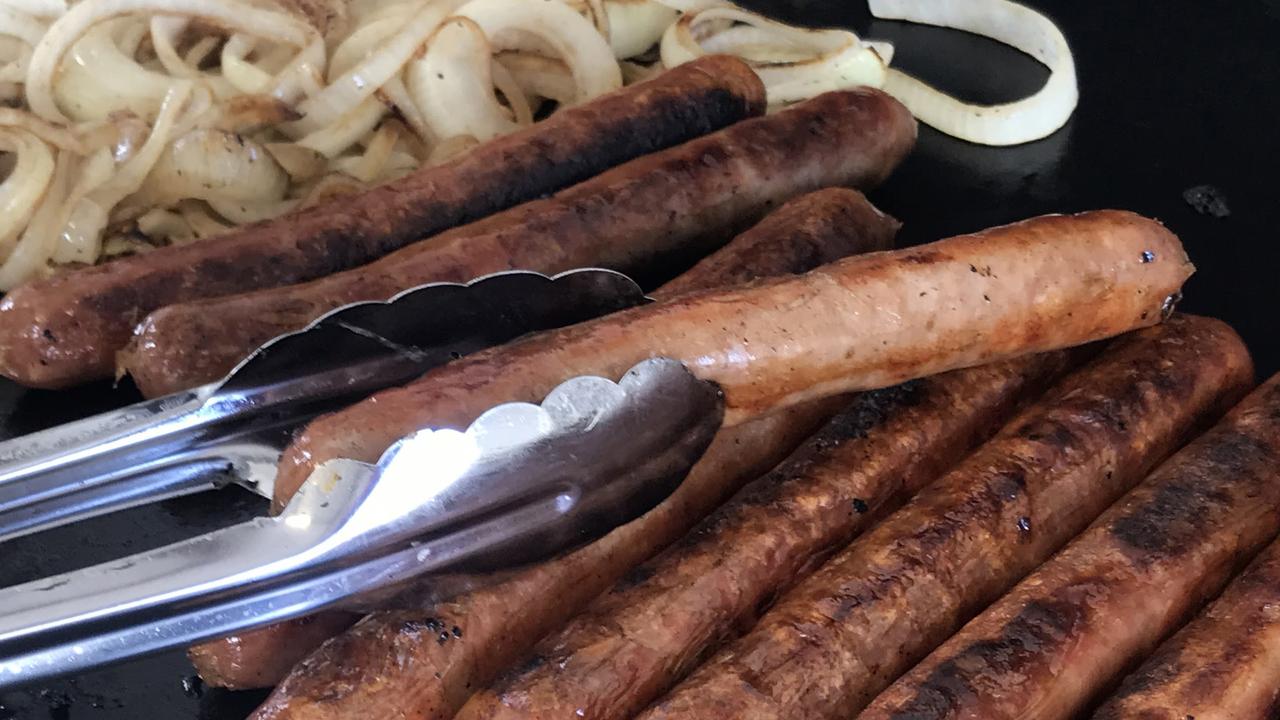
191 188 900 692
273 210 1194 511
641 315 1253 720
120 90 916 397
0 56 765 388
861 358 1280 720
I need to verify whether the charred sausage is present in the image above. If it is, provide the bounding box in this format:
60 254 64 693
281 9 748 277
861 370 1280 720
456 349 1081 720
272 210 1194 511
0 56 766 389
120 88 917 397
1091 536 1280 720
189 188 901 691
640 315 1253 720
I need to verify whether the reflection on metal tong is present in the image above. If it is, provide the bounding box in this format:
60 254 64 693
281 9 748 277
0 357 724 687
0 268 649 541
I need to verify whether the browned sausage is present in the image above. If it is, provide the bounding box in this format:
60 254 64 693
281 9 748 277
248 402 843 720
640 315 1253 720
189 188 901 691
455 349 1081 720
861 369 1280 720
0 56 766 389
1091 536 1280 720
272 210 1194 511
120 90 916 398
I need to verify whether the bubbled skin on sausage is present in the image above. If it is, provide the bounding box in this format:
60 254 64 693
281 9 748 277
120 88 916 398
191 188 900 693
457 350 1082 720
641 315 1253 720
272 210 1195 512
861 358 1280 720
0 56 767 389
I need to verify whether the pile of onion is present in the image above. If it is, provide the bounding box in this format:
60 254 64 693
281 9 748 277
0 0 1076 291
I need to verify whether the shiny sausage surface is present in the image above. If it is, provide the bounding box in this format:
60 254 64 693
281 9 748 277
641 315 1252 720
274 210 1194 511
0 56 766 388
862 365 1280 720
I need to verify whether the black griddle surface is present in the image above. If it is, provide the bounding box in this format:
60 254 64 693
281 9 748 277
2 1 1277 717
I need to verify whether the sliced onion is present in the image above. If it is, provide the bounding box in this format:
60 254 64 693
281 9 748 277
0 127 54 253
604 0 676 59
868 0 1077 146
289 0 468 137
132 127 288 209
409 16 518 142
26 0 323 122
494 51 575 105
51 21 175 121
453 0 622 103
426 133 476 164
0 0 66 19
0 6 48 46
0 107 90 151
661 6 886 105
55 82 190 263
0 147 70 290
295 95 385 157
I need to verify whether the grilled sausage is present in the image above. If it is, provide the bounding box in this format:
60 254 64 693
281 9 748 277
640 315 1253 720
456 350 1081 720
0 56 767 389
272 210 1194 511
1092 536 1280 720
120 90 916 397
861 370 1280 720
250 403 846 720
189 188 902 691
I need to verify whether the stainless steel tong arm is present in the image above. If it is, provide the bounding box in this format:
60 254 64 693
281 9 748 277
0 269 649 541
0 358 724 688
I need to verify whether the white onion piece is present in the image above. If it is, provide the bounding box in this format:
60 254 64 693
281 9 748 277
649 0 729 12
0 107 89 151
0 127 54 253
494 51 575 105
661 6 886 105
55 82 189 263
176 199 231 238
289 0 468 137
326 10 410 80
454 0 622 103
132 128 288 209
0 0 65 18
51 22 175 121
0 148 69 290
0 6 48 46
410 17 518 142
150 16 200 78
264 141 327 180
295 95 385 157
604 0 676 59
489 56 533 126
207 196 294 223
26 0 323 122
426 133 476 164
868 0 1076 146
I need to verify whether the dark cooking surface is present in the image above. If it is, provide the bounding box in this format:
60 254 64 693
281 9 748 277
2 1 1277 717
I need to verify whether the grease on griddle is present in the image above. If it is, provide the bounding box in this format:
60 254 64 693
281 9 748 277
1182 185 1230 218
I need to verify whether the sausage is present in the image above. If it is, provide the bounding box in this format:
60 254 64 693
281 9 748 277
119 89 916 398
1091 536 1280 719
189 188 902 691
456 349 1081 720
861 370 1280 720
248 402 844 720
0 56 767 389
640 315 1254 720
272 210 1194 511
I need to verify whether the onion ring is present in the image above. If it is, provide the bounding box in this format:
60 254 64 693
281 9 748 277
868 0 1077 145
0 127 55 253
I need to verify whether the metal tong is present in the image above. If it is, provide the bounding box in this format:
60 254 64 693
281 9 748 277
0 356 724 687
0 269 649 541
